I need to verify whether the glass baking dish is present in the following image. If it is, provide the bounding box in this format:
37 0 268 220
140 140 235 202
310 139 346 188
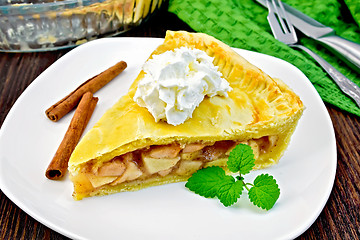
0 0 163 51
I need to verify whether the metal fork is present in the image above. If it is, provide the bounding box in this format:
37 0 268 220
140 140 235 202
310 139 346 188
266 0 360 108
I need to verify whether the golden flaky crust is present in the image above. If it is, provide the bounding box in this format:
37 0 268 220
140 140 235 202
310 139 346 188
68 31 304 199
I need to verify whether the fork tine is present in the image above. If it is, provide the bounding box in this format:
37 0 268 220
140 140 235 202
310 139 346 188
266 0 298 44
275 0 297 36
266 0 284 40
272 0 288 34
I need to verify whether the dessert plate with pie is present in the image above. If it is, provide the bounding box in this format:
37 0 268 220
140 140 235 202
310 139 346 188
0 33 336 239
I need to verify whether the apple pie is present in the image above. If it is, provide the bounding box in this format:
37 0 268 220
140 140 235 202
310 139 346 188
68 31 304 200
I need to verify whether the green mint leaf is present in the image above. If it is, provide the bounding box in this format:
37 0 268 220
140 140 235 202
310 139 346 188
217 179 244 207
186 144 281 210
227 144 255 175
185 166 228 198
248 174 280 210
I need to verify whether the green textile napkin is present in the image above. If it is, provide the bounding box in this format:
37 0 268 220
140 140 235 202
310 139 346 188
344 0 360 27
168 0 360 117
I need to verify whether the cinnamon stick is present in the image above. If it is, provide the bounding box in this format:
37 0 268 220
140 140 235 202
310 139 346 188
46 60 126 122
45 92 98 180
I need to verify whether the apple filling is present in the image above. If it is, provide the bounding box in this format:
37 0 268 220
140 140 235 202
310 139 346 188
71 136 278 195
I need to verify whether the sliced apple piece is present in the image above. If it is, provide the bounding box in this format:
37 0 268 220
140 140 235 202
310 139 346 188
182 143 206 153
147 144 182 158
111 162 143 185
87 175 118 188
176 161 203 176
180 150 202 161
143 155 181 174
96 160 126 177
204 158 228 168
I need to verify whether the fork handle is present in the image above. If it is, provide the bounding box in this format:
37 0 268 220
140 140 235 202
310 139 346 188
291 44 360 108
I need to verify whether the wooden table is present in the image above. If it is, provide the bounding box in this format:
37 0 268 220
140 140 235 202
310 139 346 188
1 4 359 240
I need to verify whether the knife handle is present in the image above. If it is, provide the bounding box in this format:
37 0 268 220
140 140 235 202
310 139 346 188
292 44 360 108
317 35 360 73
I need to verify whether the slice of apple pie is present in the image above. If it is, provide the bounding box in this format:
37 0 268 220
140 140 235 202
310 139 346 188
68 30 304 200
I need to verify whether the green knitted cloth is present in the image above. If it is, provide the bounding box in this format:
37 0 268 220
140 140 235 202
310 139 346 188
168 0 360 116
344 0 360 27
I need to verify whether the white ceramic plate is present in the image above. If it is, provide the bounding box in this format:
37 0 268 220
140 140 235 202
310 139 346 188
0 38 336 240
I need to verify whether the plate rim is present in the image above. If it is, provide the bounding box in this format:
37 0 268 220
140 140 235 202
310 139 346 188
0 37 337 240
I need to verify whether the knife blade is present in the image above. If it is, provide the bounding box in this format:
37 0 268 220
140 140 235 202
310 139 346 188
255 0 360 73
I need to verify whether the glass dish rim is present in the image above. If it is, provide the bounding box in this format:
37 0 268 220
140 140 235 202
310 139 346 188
0 0 111 13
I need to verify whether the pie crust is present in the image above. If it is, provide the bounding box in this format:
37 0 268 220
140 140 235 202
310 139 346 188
68 31 304 200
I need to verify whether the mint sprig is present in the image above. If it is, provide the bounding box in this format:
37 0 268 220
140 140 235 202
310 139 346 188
185 144 280 210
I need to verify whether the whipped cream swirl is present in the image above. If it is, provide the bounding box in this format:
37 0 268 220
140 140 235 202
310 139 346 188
133 47 232 126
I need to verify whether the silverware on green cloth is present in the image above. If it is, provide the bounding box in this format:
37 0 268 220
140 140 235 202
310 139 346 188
168 0 360 117
265 0 360 108
256 0 360 73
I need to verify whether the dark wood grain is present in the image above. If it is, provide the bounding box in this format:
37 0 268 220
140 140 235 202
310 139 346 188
1 3 360 240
